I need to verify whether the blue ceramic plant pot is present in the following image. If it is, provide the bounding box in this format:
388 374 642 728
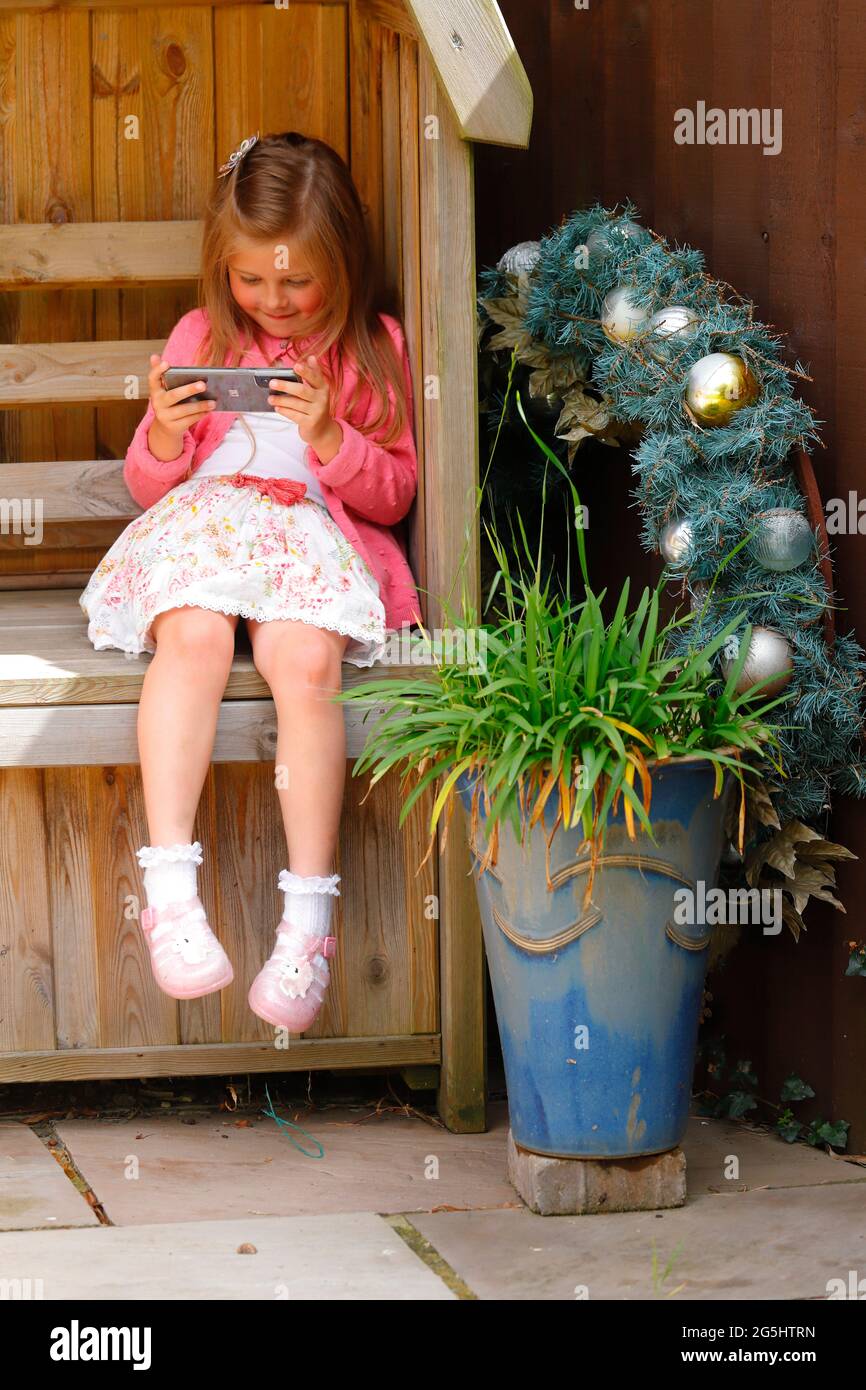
456 757 735 1159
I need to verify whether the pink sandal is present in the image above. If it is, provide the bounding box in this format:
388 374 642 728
248 917 337 1032
139 896 234 1000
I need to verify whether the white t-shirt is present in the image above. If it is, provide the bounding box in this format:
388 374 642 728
194 411 327 508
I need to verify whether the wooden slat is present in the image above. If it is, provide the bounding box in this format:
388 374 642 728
44 766 100 1051
0 548 114 582
418 65 479 638
357 0 418 40
0 696 414 765
396 29 426 624
0 460 138 522
381 26 402 298
0 589 430 706
0 339 164 406
0 520 129 552
0 571 94 590
350 0 386 275
0 221 202 289
0 767 55 1052
417 50 486 1134
16 8 94 464
402 0 532 148
0 1035 438 1085
0 0 348 9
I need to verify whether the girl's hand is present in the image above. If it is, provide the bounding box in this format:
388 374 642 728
147 353 217 437
268 355 339 451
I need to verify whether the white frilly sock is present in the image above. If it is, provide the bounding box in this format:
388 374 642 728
278 869 341 937
137 841 204 910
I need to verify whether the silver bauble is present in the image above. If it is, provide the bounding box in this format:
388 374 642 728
720 627 794 697
586 219 646 263
648 305 701 359
601 285 650 342
748 508 814 572
497 240 541 276
659 516 694 564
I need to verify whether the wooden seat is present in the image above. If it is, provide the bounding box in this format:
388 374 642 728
0 452 416 763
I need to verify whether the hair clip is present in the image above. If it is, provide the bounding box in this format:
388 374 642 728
218 131 260 178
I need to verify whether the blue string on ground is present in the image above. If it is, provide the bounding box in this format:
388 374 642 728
260 1079 325 1158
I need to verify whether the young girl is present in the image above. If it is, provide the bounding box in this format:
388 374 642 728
79 130 422 1033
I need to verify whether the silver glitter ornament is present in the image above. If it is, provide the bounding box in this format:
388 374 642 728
497 241 541 276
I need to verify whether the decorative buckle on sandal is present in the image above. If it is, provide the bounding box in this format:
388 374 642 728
323 936 337 958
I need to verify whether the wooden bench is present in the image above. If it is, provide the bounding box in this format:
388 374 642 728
0 215 478 1114
0 0 532 1124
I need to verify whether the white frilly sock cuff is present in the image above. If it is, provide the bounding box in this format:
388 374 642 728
277 870 341 938
277 869 341 896
137 841 204 869
137 841 203 911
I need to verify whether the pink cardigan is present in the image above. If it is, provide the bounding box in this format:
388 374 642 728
122 307 423 631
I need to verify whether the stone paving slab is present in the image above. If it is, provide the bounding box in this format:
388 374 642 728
0 1213 456 1300
55 1103 516 1225
0 1122 98 1231
684 1114 866 1194
410 1181 866 1300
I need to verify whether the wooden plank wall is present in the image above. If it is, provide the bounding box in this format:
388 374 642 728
474 0 866 1147
0 0 441 1059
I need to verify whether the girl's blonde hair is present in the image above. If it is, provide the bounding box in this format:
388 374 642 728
192 130 409 453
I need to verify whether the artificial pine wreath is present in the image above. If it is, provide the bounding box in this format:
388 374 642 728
478 203 866 934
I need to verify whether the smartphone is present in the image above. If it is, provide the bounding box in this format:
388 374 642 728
161 366 302 413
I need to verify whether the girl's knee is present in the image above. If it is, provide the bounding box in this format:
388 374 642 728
152 607 238 665
253 626 344 691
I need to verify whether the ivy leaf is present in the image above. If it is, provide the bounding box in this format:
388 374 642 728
804 1119 850 1150
844 944 866 976
775 1111 803 1144
727 1060 759 1092
779 1074 815 1103
716 1090 757 1119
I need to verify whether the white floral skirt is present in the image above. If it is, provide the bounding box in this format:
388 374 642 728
79 475 388 667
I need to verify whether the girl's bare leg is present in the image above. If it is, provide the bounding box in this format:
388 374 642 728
245 618 350 875
138 607 240 844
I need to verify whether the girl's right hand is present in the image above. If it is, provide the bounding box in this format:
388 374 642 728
147 353 217 436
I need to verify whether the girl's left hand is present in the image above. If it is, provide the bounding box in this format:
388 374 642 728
268 356 336 448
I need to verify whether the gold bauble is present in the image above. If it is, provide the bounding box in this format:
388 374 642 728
684 352 759 427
